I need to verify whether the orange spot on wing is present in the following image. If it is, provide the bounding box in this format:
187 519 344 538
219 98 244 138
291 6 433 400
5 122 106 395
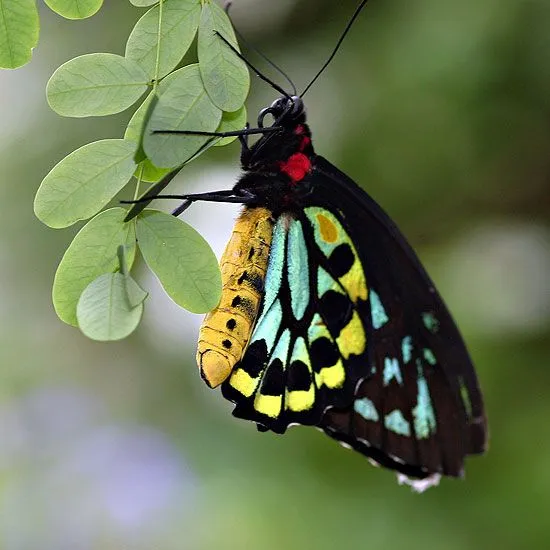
316 213 338 243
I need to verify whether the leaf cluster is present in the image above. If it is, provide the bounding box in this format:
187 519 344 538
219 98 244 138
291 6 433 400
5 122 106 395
18 0 250 340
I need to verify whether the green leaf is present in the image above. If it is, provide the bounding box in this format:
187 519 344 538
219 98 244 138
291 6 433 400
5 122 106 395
126 0 201 79
45 0 104 19
77 273 144 341
46 53 149 117
125 92 171 182
53 208 136 326
136 210 221 313
214 105 247 146
35 139 137 228
129 0 158 6
143 64 221 168
0 0 39 69
198 0 249 112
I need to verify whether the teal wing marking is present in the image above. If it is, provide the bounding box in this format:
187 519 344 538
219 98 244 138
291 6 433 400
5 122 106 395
222 208 371 434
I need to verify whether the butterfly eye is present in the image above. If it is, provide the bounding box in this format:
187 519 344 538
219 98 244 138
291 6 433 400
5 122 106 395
290 96 304 117
269 97 286 111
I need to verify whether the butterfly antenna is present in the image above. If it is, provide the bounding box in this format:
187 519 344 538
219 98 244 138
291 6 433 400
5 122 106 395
300 0 370 97
224 1 297 96
216 32 291 99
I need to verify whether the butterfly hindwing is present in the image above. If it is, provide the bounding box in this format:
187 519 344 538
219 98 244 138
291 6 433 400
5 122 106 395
221 205 372 433
309 155 487 477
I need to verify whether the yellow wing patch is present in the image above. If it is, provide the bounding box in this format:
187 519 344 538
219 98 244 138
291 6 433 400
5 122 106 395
336 310 366 359
254 394 282 418
229 368 259 398
286 388 316 412
316 360 346 389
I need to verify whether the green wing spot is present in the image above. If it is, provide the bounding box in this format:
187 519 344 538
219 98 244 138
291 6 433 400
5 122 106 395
270 328 291 366
354 398 379 422
317 266 338 296
384 410 411 437
413 361 437 439
250 300 283 352
423 348 437 366
401 336 413 363
422 312 439 333
261 217 286 316
370 289 389 329
383 357 403 386
287 219 309 321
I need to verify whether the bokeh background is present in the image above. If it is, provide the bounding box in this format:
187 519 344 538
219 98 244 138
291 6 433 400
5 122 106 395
1 0 550 548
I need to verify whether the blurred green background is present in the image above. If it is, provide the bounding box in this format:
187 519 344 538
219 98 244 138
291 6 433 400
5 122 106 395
1 0 550 548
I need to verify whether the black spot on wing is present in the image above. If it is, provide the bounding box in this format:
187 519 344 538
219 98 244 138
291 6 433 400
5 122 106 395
318 290 353 335
310 337 339 371
239 340 267 379
260 359 285 396
287 360 312 391
328 243 354 277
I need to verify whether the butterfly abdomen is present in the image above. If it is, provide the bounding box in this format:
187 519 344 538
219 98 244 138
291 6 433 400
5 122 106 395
197 207 274 388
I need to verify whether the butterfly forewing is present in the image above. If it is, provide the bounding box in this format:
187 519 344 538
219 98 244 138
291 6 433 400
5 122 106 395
221 206 372 433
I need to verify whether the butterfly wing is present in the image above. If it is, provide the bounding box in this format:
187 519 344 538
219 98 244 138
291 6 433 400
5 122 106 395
219 154 486 478
309 155 487 478
221 202 374 434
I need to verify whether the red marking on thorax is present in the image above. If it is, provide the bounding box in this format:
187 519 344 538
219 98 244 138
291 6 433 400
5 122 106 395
278 153 311 183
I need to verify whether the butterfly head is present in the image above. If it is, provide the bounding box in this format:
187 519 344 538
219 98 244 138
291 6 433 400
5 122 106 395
241 96 314 175
257 95 306 128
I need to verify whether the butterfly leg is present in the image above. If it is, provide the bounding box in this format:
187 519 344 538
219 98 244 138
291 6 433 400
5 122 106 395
170 189 256 217
239 122 251 153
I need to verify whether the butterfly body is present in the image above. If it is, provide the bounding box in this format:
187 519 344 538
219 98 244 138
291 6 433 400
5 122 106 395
195 95 487 482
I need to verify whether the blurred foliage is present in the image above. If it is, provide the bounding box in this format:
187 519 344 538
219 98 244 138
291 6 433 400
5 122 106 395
0 0 549 549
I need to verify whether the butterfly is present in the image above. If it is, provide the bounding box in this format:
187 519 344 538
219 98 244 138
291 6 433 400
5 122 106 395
126 2 487 489
188 94 488 487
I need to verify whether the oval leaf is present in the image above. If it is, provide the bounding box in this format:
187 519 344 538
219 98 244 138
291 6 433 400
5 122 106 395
45 0 103 19
47 53 149 117
126 0 201 79
0 0 39 69
136 210 221 313
77 273 144 341
198 1 249 111
214 105 247 146
143 64 221 168
35 139 138 228
53 208 136 326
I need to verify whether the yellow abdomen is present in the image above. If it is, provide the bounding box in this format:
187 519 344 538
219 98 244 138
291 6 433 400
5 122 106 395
197 207 274 388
